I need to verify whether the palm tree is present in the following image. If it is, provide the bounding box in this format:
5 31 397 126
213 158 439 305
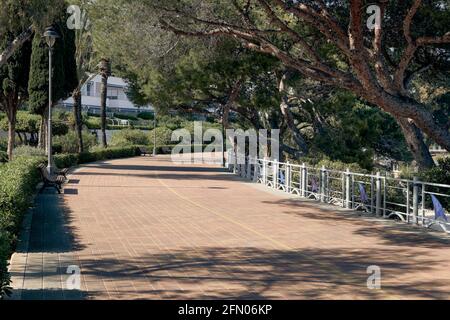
99 58 110 148
72 13 94 153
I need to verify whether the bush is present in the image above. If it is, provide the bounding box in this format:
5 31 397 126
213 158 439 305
0 111 40 136
417 158 450 211
53 131 98 154
0 146 141 297
0 157 43 297
53 153 79 168
0 138 7 152
79 146 140 164
0 152 7 163
418 157 450 185
113 113 138 121
149 127 174 146
108 125 151 130
13 146 46 158
110 129 150 147
54 146 140 168
52 121 69 137
137 112 154 120
85 116 101 130
291 156 366 173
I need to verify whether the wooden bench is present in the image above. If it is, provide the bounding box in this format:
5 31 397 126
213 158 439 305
37 164 67 194
55 168 69 179
139 147 152 157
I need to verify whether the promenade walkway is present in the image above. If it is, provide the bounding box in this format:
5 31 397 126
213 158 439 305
8 155 450 299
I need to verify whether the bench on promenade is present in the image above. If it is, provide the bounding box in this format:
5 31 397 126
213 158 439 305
139 147 152 157
37 164 67 194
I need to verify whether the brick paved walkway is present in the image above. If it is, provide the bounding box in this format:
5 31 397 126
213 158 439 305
8 155 450 300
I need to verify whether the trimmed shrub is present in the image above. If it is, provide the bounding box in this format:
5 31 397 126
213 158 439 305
85 116 101 130
54 146 140 168
110 129 150 147
0 146 141 297
0 157 43 297
108 125 151 131
137 112 154 120
12 146 46 158
114 113 138 121
148 127 174 146
53 153 79 169
53 131 98 154
52 121 69 137
79 146 140 164
0 111 40 136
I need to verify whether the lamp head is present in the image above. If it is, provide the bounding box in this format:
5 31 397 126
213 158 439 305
43 26 60 48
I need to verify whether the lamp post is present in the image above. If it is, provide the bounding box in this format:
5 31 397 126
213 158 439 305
153 109 157 156
43 26 59 174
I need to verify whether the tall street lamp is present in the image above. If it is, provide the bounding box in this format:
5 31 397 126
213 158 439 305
43 26 59 174
153 109 157 156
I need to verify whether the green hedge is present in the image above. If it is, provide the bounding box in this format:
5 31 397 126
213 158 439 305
0 157 42 297
54 146 141 168
141 144 211 155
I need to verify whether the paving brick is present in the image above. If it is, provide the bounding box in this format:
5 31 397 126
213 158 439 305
9 155 450 300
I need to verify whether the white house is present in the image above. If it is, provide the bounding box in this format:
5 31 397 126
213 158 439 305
60 75 153 115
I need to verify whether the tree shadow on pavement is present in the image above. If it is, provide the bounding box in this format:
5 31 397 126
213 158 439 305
77 246 450 300
24 194 86 253
261 198 450 249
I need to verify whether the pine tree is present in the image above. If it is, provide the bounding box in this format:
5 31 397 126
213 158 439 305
0 31 32 160
28 13 78 150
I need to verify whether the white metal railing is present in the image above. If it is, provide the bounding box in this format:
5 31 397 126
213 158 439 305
226 152 450 234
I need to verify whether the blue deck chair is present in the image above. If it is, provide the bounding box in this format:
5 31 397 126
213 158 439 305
308 176 319 200
279 171 286 185
431 195 448 222
356 183 370 213
358 183 369 203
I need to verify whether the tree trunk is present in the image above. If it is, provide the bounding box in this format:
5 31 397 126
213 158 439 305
397 118 435 169
73 90 84 153
362 89 450 154
278 72 308 156
100 73 108 148
0 26 33 68
7 112 16 161
223 78 242 150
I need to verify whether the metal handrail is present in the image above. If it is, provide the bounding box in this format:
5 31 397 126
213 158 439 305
226 151 450 234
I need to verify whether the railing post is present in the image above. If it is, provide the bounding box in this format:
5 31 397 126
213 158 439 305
376 172 382 217
273 160 278 189
233 150 237 174
320 166 326 203
246 157 252 180
370 176 375 214
253 159 260 182
345 169 351 209
286 162 291 193
406 180 411 223
301 163 307 198
262 159 267 185
341 172 345 208
240 155 246 178
412 177 420 225
421 182 426 227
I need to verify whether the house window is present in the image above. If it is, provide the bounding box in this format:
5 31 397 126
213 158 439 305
86 82 92 96
108 87 119 100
